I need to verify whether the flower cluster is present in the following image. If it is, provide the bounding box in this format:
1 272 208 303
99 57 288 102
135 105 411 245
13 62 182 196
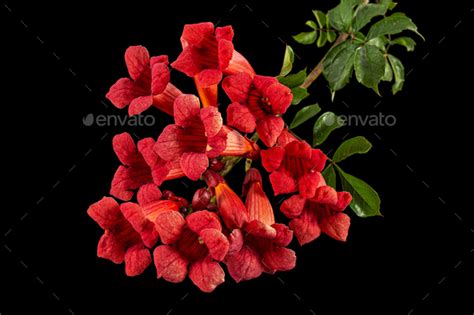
89 22 352 292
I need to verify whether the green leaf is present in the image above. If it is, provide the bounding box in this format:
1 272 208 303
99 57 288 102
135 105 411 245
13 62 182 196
317 31 328 47
336 167 382 217
327 0 353 32
279 45 295 77
323 40 358 92
333 136 372 162
353 3 387 31
367 13 424 40
293 31 317 45
366 36 388 50
327 30 337 42
381 59 393 81
312 112 344 146
354 45 385 94
380 0 397 10
291 87 310 105
313 10 327 28
322 166 336 188
279 69 307 88
290 104 321 129
388 54 405 94
306 20 317 29
390 36 416 51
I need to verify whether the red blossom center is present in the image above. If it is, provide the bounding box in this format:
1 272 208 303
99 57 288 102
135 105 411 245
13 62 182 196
176 229 209 261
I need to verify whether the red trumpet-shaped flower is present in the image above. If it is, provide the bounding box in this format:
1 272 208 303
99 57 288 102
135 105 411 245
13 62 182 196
107 46 182 116
155 94 227 181
153 210 229 292
223 73 293 147
224 169 296 282
261 132 327 197
172 22 254 107
280 173 352 245
110 133 184 201
87 197 153 276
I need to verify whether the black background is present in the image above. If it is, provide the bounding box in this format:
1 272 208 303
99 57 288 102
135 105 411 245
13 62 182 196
1 0 473 314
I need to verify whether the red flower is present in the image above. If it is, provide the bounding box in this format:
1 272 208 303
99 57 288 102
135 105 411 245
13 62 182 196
172 22 254 107
221 126 260 159
223 73 293 147
87 197 154 276
106 46 182 116
261 132 327 197
204 170 248 230
224 169 296 282
280 177 352 245
110 133 184 201
153 210 229 292
155 94 227 181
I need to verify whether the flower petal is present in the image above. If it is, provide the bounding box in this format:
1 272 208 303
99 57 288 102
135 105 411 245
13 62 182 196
128 95 153 116
201 106 223 138
256 116 284 147
110 165 151 201
312 185 338 205
277 128 298 147
113 132 139 166
196 69 222 88
137 183 162 206
225 245 264 282
124 244 152 276
181 22 215 47
265 83 292 115
253 75 278 92
245 179 275 225
155 124 183 161
227 229 244 256
125 46 150 81
280 195 306 219
225 50 255 77
290 208 321 246
97 232 126 264
151 62 170 95
299 171 325 199
180 152 209 181
261 146 285 173
186 210 222 234
215 183 248 229
220 126 258 158
226 102 256 133
308 149 328 173
87 197 121 230
335 192 352 211
155 210 186 244
222 72 253 104
245 220 277 239
189 257 225 293
218 39 234 70
120 202 159 248
206 129 227 158
106 78 145 109
262 246 296 272
272 223 293 247
320 213 350 241
215 25 234 41
174 94 201 127
171 47 200 77
199 228 229 261
269 170 297 196
153 245 188 283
